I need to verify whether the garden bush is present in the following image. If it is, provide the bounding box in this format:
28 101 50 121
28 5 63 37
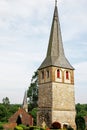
24 128 30 130
29 126 45 130
67 126 74 130
29 126 40 130
40 127 45 130
18 124 28 129
14 126 23 130
29 126 35 130
0 124 3 130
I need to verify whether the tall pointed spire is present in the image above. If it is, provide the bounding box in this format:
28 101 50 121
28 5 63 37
22 91 28 112
39 2 74 70
55 0 57 7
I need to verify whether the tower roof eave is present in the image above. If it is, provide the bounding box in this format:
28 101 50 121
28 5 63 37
39 56 74 70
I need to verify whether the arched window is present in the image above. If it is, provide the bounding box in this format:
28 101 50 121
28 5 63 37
47 70 49 78
41 71 44 79
66 71 69 79
57 69 60 78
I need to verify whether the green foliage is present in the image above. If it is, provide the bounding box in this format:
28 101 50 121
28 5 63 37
18 124 29 129
8 104 21 119
27 71 38 125
2 97 10 105
67 126 74 130
75 115 86 130
0 124 4 130
0 104 8 122
40 127 45 130
24 128 30 130
29 126 44 130
0 103 21 122
14 126 23 130
75 103 87 130
29 108 37 125
49 129 67 130
27 71 38 110
76 103 87 116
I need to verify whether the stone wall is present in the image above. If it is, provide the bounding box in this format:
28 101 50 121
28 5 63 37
37 67 76 129
52 82 75 110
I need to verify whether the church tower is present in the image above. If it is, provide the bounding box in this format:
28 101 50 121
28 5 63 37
37 1 76 129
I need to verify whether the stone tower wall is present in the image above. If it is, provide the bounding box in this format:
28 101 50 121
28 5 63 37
37 82 76 128
52 82 75 110
38 83 52 108
52 111 76 129
37 67 76 129
52 82 76 129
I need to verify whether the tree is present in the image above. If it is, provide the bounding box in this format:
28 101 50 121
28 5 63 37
0 104 8 122
2 97 10 105
76 103 81 114
0 103 21 122
75 115 86 130
27 71 38 110
29 108 37 125
76 103 87 117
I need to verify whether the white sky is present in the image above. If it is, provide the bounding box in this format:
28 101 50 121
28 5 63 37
0 0 87 104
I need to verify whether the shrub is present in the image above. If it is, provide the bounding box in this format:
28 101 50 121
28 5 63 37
75 115 86 130
67 126 74 130
0 124 3 130
14 126 23 130
29 126 45 130
51 121 61 129
29 126 34 130
29 126 40 130
40 127 45 130
24 128 30 130
18 124 27 129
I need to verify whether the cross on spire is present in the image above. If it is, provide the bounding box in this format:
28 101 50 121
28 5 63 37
55 0 57 6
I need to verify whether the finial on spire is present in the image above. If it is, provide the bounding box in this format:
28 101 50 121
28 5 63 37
55 0 57 7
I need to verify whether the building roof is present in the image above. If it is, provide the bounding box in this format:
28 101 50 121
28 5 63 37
39 3 74 70
9 108 33 126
